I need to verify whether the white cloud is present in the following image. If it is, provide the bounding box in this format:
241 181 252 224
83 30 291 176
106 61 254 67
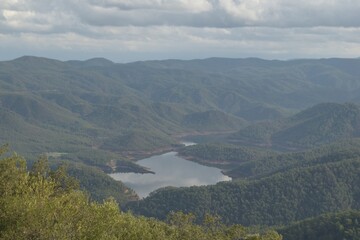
2 0 360 30
92 0 213 13
0 0 360 61
218 0 264 22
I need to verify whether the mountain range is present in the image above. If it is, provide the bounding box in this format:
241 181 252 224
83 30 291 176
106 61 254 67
2 56 360 238
1 56 360 163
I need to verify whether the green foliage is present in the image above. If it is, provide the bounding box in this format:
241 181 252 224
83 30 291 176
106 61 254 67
278 210 360 240
0 150 282 240
182 110 247 131
230 103 360 150
178 143 277 169
2 56 360 167
126 154 360 226
102 130 177 152
64 161 139 204
228 139 360 178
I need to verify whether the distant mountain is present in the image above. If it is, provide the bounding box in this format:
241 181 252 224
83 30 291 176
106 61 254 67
66 58 114 67
181 110 247 131
2 56 360 167
3 56 360 234
101 130 177 152
229 102 360 150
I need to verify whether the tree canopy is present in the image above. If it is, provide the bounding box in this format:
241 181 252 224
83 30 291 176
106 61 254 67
0 148 282 240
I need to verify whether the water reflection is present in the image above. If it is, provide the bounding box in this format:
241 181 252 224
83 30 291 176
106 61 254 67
110 151 231 198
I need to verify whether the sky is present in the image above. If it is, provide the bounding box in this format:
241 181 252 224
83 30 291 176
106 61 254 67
1 0 360 62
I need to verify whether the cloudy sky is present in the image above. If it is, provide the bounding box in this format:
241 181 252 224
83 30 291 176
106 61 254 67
1 0 360 62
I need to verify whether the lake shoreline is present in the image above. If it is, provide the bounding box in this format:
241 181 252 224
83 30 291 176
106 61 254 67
106 141 196 174
109 151 231 198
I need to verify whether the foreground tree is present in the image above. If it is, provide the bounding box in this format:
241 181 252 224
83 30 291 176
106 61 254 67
0 147 282 240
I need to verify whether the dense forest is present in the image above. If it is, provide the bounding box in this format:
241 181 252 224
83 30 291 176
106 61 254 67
229 102 360 150
278 210 360 240
178 143 277 169
2 56 360 238
126 142 360 226
179 139 360 179
2 57 360 169
0 147 281 240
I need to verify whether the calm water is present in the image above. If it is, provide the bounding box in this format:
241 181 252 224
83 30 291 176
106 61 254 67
110 150 231 198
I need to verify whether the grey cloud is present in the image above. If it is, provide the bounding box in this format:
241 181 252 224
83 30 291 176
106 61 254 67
79 0 360 28
1 0 360 62
2 0 360 34
88 0 213 12
1 26 360 62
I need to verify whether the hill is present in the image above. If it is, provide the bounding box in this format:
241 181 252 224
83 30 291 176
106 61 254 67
178 143 277 169
0 150 282 240
2 56 360 169
126 141 360 226
227 138 360 179
181 110 247 131
229 102 360 150
278 210 360 240
61 162 139 204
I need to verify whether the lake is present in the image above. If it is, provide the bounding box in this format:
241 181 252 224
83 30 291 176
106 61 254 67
109 148 231 198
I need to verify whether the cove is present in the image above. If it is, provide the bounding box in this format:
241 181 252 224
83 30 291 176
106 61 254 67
110 150 231 198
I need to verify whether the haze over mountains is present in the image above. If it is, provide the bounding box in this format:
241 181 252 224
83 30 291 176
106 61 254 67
230 102 360 150
2 56 360 239
2 56 360 158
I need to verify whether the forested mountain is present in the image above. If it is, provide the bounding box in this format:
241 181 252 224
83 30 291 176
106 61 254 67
2 56 360 167
179 139 360 179
126 141 360 226
2 56 360 237
178 143 277 169
278 210 360 240
229 102 360 150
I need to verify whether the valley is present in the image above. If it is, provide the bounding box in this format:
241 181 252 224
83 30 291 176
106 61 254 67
1 56 360 239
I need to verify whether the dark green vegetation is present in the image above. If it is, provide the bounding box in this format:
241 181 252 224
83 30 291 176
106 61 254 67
2 56 360 238
0 149 282 240
230 102 360 150
126 140 360 227
2 56 360 169
179 138 360 179
182 110 247 131
63 162 139 204
178 143 277 169
279 210 360 240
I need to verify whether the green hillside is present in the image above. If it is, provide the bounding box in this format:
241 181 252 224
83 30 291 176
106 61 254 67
1 56 360 162
64 162 139 204
182 110 247 131
102 130 177 152
227 138 360 179
126 143 360 226
178 143 276 169
178 138 360 179
230 102 360 150
0 151 282 240
3 56 360 238
278 210 360 240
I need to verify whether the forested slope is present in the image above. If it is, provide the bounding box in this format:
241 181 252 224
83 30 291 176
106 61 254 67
2 57 360 167
0 148 282 240
278 210 360 240
179 139 360 179
229 102 360 150
127 147 360 226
